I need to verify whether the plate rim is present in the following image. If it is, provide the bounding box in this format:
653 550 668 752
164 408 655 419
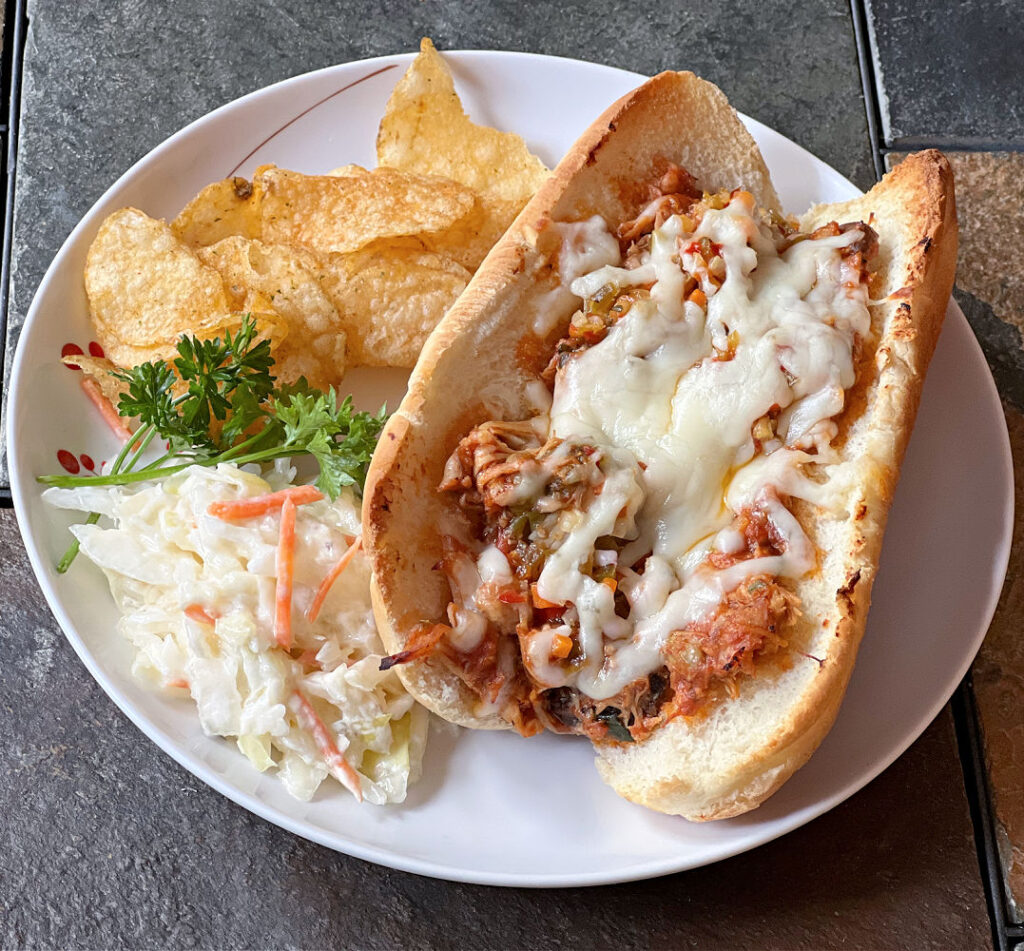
7 49 1014 887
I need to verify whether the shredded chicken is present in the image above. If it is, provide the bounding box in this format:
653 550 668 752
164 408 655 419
616 163 702 243
439 419 542 512
535 569 797 743
665 575 799 718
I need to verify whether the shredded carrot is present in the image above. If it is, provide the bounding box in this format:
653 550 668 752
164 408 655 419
80 377 133 443
274 497 297 649
184 604 218 626
687 287 707 309
208 485 323 521
306 536 362 623
531 583 559 610
290 691 362 801
498 588 527 604
550 633 573 659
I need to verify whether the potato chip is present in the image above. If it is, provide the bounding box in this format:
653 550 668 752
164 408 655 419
82 40 542 383
257 165 476 256
376 37 549 268
317 245 470 368
420 196 526 272
62 353 130 411
197 236 347 388
171 176 263 247
85 208 236 366
326 165 367 178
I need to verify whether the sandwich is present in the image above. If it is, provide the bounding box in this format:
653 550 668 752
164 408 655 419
362 71 957 819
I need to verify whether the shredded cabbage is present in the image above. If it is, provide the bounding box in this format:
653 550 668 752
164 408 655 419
45 463 428 804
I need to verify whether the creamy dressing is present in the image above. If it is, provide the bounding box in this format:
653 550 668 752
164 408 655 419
506 196 870 700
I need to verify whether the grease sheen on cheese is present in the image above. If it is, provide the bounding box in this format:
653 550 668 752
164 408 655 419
511 196 871 700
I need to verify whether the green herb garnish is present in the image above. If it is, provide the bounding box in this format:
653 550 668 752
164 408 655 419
116 318 276 454
40 315 388 569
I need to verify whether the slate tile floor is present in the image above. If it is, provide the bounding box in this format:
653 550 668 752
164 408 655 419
867 0 1024 148
2 1 1023 947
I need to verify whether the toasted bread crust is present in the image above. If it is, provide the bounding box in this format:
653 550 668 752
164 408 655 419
363 72 957 818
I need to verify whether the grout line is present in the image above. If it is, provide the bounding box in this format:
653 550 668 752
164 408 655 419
849 0 886 181
952 679 1016 951
858 0 892 148
882 142 1024 155
0 0 27 505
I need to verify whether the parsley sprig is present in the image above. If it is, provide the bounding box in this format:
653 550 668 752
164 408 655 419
40 316 387 570
116 318 278 454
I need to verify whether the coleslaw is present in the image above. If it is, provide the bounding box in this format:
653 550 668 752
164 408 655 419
44 461 427 804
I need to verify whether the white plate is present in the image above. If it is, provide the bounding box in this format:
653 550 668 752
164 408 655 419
7 52 1013 887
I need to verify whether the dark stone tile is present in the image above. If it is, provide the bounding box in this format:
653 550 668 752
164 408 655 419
943 152 1024 328
7 6 986 946
0 0 874 485
887 151 1024 410
954 286 1024 414
867 0 1024 147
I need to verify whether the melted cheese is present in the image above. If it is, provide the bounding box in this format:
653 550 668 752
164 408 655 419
531 218 622 337
510 197 870 700
555 216 622 287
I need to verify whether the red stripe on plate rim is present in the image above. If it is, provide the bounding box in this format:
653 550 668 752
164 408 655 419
227 63 398 177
